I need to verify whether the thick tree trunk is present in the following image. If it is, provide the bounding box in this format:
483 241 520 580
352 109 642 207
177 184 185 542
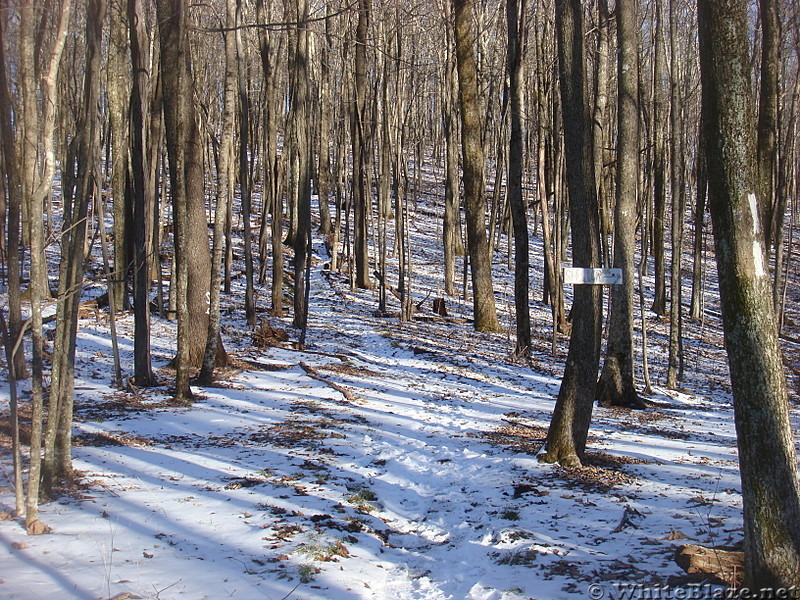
157 0 226 387
698 0 800 589
255 0 284 315
596 0 643 408
452 0 502 333
540 0 602 467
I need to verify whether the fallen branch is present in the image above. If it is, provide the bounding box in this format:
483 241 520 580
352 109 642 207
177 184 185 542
300 362 359 403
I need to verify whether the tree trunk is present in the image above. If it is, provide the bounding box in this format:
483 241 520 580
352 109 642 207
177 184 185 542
506 0 531 358
452 0 502 333
757 0 779 254
129 0 156 387
43 0 107 494
19 0 73 532
157 0 192 401
666 0 685 389
596 0 643 408
157 0 226 389
237 0 256 327
290 0 311 334
0 11 27 381
316 2 333 236
540 0 603 467
199 0 237 385
698 0 800 589
690 120 708 322
593 0 613 267
108 0 132 313
255 0 284 315
352 0 372 289
651 1 668 316
442 20 464 296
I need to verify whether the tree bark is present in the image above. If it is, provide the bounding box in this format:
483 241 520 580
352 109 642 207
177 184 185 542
157 0 192 401
698 0 800 589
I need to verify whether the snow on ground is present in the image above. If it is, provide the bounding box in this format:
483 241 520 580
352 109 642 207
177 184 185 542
2 186 800 600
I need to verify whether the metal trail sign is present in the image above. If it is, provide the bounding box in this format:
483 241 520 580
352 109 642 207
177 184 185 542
562 267 623 285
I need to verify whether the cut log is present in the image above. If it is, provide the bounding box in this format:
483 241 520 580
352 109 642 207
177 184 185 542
674 544 744 586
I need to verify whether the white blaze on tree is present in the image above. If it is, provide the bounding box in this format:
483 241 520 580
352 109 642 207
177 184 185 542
748 192 766 278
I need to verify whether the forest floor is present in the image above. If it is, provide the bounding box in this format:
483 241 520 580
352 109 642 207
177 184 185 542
2 186 800 599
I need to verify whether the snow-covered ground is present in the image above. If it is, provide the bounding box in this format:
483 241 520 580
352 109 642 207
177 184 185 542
2 186 799 599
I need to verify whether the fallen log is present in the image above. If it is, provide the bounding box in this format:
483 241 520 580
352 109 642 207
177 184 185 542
674 544 743 586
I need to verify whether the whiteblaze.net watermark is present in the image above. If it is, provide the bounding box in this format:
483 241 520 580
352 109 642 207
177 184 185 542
587 583 799 600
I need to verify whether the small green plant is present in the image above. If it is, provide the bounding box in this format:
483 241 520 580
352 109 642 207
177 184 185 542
346 487 377 503
297 538 350 562
345 488 377 513
298 564 320 583
493 548 539 566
